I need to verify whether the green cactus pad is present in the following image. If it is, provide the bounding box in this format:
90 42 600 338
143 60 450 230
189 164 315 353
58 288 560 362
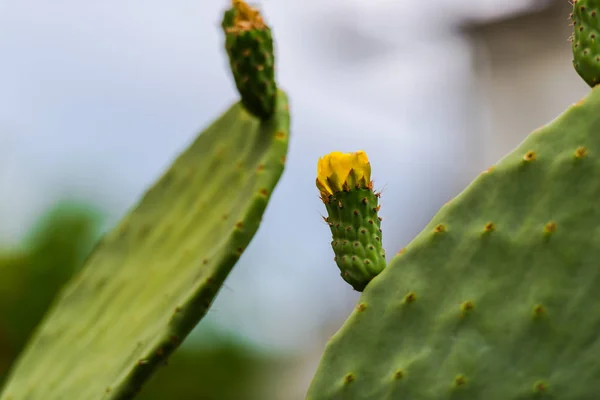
306 86 600 399
223 2 277 120
324 188 386 292
572 0 600 86
0 91 290 400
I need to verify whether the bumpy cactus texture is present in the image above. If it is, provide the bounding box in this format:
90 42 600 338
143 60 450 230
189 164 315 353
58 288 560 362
317 151 385 291
0 91 290 400
306 86 600 399
572 0 600 86
223 1 277 120
324 188 385 292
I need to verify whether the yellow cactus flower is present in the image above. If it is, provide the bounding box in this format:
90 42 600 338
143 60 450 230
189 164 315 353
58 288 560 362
316 151 372 202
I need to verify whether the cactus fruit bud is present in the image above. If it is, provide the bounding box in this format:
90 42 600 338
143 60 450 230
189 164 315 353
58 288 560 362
316 151 386 291
222 0 277 120
571 0 600 87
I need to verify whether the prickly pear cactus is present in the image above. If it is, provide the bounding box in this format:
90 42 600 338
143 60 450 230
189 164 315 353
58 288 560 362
0 91 290 399
571 0 600 86
317 151 386 291
306 89 600 398
223 0 277 120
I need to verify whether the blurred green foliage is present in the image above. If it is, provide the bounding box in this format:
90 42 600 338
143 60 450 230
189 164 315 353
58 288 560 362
0 201 282 399
0 201 105 385
138 338 270 400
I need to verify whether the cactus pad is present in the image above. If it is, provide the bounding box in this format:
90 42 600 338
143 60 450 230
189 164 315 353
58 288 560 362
306 86 600 399
223 1 277 120
0 91 290 400
572 0 600 87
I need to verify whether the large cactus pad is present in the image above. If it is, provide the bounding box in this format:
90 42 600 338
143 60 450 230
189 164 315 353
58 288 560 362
0 91 290 400
306 86 600 399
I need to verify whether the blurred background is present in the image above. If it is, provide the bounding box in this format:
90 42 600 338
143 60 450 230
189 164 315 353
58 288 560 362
0 0 590 398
